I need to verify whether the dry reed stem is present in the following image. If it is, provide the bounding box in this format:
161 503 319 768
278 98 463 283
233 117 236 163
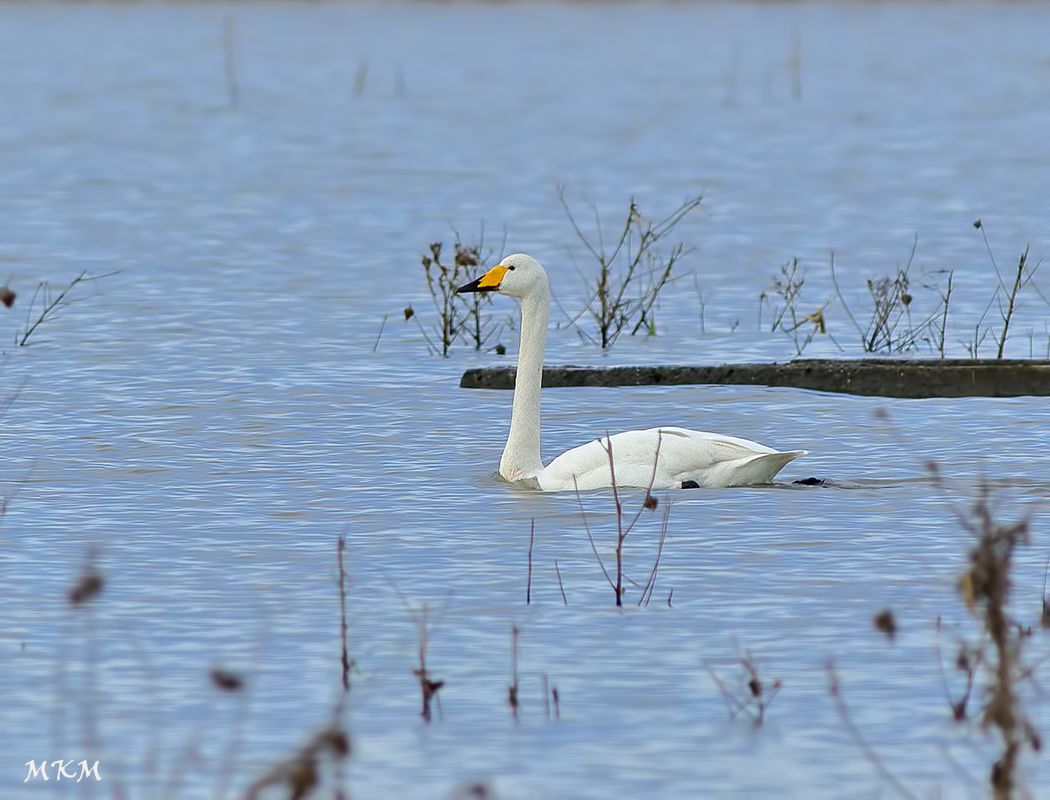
337 534 352 692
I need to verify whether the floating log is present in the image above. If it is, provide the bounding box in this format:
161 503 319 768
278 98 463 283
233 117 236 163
460 359 1050 399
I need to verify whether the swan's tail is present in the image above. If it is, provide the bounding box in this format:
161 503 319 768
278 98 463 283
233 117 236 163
680 448 807 488
731 449 807 486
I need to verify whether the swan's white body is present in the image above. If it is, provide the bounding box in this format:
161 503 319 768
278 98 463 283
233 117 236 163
458 254 805 491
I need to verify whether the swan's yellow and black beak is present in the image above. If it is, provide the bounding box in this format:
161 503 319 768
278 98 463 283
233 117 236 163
457 263 508 294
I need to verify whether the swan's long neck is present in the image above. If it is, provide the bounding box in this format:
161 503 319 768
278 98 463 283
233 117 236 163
500 282 549 481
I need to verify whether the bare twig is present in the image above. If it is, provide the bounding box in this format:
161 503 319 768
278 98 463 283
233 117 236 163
638 500 671 607
19 271 91 346
411 603 444 723
577 432 666 607
244 718 349 800
996 246 1030 359
937 271 954 358
706 641 781 726
384 579 447 723
973 220 1042 360
559 187 703 348
573 476 616 596
934 618 978 722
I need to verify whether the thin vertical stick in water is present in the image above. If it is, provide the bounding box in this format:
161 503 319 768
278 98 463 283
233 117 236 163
789 31 802 101
554 558 567 606
224 16 240 108
373 315 387 352
639 502 671 607
508 625 520 719
353 61 368 95
1041 553 1050 627
337 535 351 692
526 520 535 604
604 434 625 607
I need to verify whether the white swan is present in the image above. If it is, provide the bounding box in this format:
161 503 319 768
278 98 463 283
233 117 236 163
457 254 805 491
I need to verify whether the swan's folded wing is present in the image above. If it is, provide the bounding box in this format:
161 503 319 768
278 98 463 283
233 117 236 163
537 427 801 491
660 427 779 459
533 426 793 489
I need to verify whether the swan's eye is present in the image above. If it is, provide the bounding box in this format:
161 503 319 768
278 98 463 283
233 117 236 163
507 264 515 270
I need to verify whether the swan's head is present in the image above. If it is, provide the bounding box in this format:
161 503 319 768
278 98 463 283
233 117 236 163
456 253 548 300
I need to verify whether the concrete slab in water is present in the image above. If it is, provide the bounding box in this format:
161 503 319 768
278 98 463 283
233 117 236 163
460 360 1050 399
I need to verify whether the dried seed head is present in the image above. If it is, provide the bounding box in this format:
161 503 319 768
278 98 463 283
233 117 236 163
495 343 506 356
321 728 350 757
287 759 318 797
873 609 897 640
0 286 14 308
957 571 976 611
643 494 658 510
404 306 414 321
454 245 478 268
69 571 104 606
210 667 244 692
